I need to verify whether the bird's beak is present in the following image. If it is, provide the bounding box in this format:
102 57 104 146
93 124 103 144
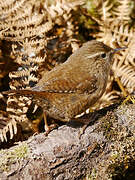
112 46 127 54
108 46 127 64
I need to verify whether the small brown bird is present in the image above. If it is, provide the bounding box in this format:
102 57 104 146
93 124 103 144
4 40 125 133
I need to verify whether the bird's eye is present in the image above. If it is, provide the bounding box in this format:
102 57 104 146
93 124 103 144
101 53 107 59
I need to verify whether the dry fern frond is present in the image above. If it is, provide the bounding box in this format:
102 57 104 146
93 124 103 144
91 90 120 111
0 117 17 142
93 20 134 47
5 3 33 22
88 0 135 101
0 0 83 143
0 0 84 41
0 0 52 40
45 0 85 20
90 0 134 46
9 67 38 79
5 95 32 138
124 36 135 66
0 0 26 19
112 0 133 21
109 21 134 47
112 60 135 93
93 23 114 47
98 0 113 22
113 46 135 94
1 21 53 41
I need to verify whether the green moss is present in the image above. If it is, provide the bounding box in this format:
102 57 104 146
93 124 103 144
0 142 29 172
86 168 98 180
79 0 97 29
99 111 117 140
107 154 132 179
83 0 96 14
85 104 135 179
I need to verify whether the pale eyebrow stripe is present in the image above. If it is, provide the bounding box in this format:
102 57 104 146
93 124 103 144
86 52 105 59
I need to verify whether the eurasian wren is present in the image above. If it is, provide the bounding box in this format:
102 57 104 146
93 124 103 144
4 40 124 133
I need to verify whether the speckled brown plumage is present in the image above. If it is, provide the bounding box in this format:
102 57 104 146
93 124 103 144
4 40 122 133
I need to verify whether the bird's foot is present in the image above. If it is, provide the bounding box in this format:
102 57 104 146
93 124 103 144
122 95 135 104
44 123 58 136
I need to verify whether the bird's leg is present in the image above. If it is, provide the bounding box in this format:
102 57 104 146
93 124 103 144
44 112 49 132
115 77 127 97
115 77 135 104
43 112 58 136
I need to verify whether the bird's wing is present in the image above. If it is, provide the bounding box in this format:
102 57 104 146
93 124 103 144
76 76 98 94
32 75 98 95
